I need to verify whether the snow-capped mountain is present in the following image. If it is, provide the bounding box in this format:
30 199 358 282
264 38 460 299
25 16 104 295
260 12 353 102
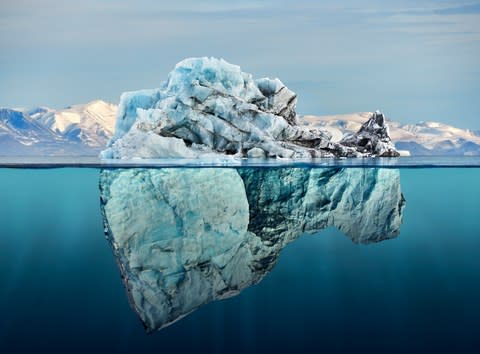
302 113 480 156
0 101 478 156
0 108 58 144
29 100 116 148
0 100 117 156
0 108 67 155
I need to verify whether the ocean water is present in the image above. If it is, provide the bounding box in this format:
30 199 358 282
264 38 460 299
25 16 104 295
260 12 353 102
0 164 480 354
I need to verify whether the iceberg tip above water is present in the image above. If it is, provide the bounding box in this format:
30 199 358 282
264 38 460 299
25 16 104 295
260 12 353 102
101 57 399 159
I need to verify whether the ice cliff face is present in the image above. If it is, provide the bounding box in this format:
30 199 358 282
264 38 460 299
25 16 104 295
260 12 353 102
101 57 399 159
99 167 405 331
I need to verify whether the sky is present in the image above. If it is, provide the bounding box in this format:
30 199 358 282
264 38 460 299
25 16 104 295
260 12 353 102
0 0 479 129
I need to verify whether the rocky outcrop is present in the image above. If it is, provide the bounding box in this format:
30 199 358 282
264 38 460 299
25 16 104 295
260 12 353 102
303 112 480 156
101 58 398 159
99 167 405 332
340 111 400 157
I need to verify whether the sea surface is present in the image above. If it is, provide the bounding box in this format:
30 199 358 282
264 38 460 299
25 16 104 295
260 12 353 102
0 158 479 354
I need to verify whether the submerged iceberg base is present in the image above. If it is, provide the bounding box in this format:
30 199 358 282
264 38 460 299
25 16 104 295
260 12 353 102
100 167 405 331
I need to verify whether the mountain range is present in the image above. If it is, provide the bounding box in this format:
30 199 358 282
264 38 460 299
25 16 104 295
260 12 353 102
303 112 480 156
0 101 478 156
0 100 116 156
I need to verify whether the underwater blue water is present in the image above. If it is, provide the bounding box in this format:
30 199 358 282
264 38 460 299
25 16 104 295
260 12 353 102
0 167 479 354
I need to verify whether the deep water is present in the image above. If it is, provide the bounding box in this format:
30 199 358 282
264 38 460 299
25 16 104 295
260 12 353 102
0 167 479 354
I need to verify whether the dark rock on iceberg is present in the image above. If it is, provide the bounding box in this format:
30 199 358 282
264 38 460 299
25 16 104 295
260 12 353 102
340 111 400 157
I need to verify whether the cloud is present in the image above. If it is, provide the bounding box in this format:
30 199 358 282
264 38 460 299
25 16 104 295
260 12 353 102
434 2 480 15
1 0 479 129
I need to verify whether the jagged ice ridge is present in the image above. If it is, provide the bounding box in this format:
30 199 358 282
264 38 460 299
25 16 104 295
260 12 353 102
101 57 399 159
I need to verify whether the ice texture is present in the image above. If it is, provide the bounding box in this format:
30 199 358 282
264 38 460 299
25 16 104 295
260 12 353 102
101 57 399 159
99 167 405 331
340 111 398 157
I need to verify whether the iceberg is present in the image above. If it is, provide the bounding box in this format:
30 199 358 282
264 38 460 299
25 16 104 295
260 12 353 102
99 167 405 331
340 111 399 157
101 57 399 159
